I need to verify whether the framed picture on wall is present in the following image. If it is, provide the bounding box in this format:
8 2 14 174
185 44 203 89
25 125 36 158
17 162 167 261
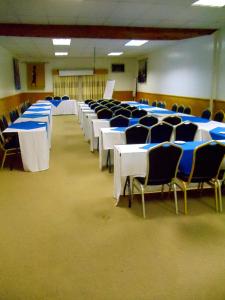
13 58 21 90
138 58 147 83
27 62 45 90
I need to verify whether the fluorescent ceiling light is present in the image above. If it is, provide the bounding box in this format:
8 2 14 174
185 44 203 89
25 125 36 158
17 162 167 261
55 52 68 56
108 52 123 56
125 40 148 47
52 39 71 45
192 0 225 7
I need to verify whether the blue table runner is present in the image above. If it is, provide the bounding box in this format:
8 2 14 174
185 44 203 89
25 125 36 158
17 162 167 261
9 121 48 131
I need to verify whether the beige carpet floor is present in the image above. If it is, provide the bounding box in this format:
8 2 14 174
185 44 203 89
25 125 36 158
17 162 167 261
0 115 225 300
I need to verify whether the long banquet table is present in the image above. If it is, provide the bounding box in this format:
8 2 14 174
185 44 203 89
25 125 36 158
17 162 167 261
38 99 77 115
3 104 52 172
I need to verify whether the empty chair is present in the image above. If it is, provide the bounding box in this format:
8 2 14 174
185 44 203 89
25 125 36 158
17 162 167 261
111 100 121 105
0 133 20 169
14 109 20 119
110 105 121 112
152 101 157 107
177 105 185 113
149 122 173 143
201 108 211 120
97 108 113 119
123 124 150 197
120 103 130 108
0 117 6 131
84 99 93 104
45 96 53 100
94 105 105 113
175 122 198 141
109 115 129 127
161 102 166 109
97 99 105 103
175 141 225 214
162 115 182 126
90 102 99 110
171 103 178 112
61 95 70 100
88 100 95 107
53 96 61 100
131 142 183 218
156 101 162 108
183 106 192 115
9 111 17 123
105 102 115 109
2 115 8 129
114 108 131 118
126 106 137 112
20 104 26 114
131 109 147 118
214 110 225 122
139 115 158 127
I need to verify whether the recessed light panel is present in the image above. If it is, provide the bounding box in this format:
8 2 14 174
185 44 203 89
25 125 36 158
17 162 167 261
52 39 71 45
192 0 225 7
55 52 68 56
125 40 148 47
108 52 123 56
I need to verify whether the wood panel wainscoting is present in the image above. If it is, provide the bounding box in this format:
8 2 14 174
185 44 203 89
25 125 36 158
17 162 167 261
113 91 133 101
136 92 211 117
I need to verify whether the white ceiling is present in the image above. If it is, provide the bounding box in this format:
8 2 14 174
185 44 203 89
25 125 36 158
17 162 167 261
0 0 224 59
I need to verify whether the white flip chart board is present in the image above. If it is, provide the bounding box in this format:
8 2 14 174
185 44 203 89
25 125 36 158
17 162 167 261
103 80 115 99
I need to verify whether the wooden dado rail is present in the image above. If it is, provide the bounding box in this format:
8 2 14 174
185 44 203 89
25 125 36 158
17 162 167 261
0 91 224 119
136 92 225 117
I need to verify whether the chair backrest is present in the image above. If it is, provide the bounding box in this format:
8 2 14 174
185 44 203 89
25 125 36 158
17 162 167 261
0 117 5 131
85 99 92 104
97 108 113 119
97 99 105 103
139 115 158 127
145 142 183 186
94 105 105 113
125 124 149 144
152 101 157 107
88 100 95 107
20 104 26 114
120 103 130 108
90 102 99 110
161 102 166 108
126 106 137 112
171 103 178 112
149 122 173 143
15 109 20 119
162 116 182 126
45 96 53 100
188 141 225 183
9 111 17 123
175 122 198 141
177 105 185 113
201 109 211 120
105 102 115 109
214 110 225 122
2 115 8 129
109 115 129 127
156 101 162 107
114 108 131 118
53 96 61 100
131 109 147 118
110 105 121 112
62 95 70 100
110 100 121 105
183 106 192 115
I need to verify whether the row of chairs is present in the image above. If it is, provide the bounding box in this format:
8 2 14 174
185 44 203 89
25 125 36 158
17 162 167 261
0 101 31 169
131 140 225 218
45 95 70 100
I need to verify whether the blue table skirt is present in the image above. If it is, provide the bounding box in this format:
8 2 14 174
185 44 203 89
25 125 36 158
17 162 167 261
150 109 176 114
141 141 204 175
181 116 210 123
9 121 48 131
28 108 50 112
210 127 225 140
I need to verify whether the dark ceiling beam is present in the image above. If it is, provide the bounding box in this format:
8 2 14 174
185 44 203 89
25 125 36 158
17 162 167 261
0 24 216 40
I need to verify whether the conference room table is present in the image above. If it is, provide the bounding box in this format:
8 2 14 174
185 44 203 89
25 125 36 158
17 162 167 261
3 105 52 172
113 140 225 202
38 99 77 115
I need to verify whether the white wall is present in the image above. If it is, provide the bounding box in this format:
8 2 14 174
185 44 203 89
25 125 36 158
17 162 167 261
217 28 225 100
137 35 214 99
20 57 137 93
0 46 24 98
